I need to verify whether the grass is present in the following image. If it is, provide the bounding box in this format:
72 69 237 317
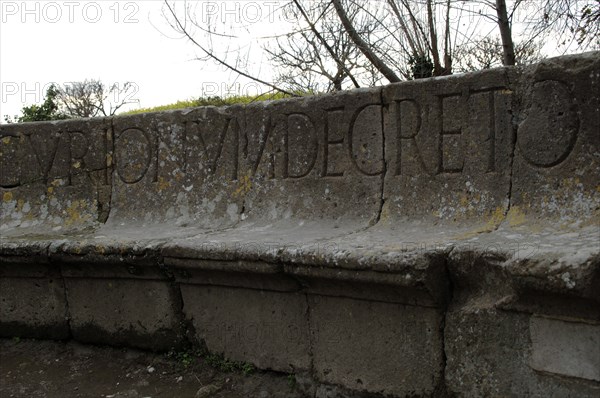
166 346 255 375
287 373 297 390
204 351 256 375
121 91 308 116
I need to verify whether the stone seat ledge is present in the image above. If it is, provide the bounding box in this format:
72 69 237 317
1 52 599 397
2 220 597 305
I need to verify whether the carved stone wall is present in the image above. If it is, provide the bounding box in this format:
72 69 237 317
1 52 599 397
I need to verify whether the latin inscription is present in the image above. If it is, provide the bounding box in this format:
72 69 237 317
0 127 110 189
0 80 581 191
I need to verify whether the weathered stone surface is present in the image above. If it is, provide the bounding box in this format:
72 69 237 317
0 263 69 339
510 52 600 226
0 53 599 397
238 88 383 226
169 259 301 292
382 67 515 228
161 87 385 264
65 278 182 351
530 316 600 382
445 245 600 397
445 309 600 397
110 107 244 228
309 295 444 396
181 285 310 372
0 118 112 233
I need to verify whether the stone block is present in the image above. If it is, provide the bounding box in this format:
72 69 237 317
511 52 600 225
530 316 600 382
0 276 69 339
445 307 600 397
181 284 310 372
308 295 444 396
0 118 112 232
110 107 246 228
382 68 515 227
65 278 182 350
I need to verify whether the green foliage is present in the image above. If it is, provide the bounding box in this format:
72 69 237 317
5 85 69 123
408 54 434 79
121 99 202 115
287 373 297 390
166 347 203 368
121 92 298 116
576 3 600 46
204 351 255 375
166 346 255 375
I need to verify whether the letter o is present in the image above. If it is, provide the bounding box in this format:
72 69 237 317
517 80 579 168
115 128 151 184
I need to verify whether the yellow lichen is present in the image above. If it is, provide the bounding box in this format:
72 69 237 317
233 174 252 197
157 176 170 191
457 206 507 239
65 200 92 227
2 191 13 202
507 206 526 227
484 206 506 230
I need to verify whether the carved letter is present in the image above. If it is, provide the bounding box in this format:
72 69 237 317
67 131 89 186
284 113 318 179
115 128 151 184
438 94 464 174
349 104 384 176
0 134 21 188
322 107 345 177
395 99 428 176
26 132 61 184
517 80 579 168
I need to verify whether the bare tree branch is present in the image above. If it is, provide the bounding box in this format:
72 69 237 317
332 0 401 82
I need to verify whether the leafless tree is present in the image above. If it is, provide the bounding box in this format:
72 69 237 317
469 0 598 66
453 36 542 72
161 0 597 94
264 0 382 92
57 80 137 118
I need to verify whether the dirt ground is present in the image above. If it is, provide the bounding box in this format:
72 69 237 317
0 338 306 398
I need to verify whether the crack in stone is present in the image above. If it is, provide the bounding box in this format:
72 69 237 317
437 246 456 397
503 68 519 223
55 260 74 340
98 117 116 224
371 87 387 228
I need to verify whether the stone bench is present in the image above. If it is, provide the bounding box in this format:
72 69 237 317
1 52 599 397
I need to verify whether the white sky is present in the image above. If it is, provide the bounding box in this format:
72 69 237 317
0 0 592 121
0 0 278 120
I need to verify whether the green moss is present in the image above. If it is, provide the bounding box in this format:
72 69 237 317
166 346 255 375
120 91 314 116
204 351 255 375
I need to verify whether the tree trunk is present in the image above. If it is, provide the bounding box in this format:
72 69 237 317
426 0 442 75
496 0 516 65
332 0 401 83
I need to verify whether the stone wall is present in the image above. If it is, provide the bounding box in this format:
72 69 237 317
1 52 599 397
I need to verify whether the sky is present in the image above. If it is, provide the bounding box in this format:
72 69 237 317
0 0 280 120
0 1 593 122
